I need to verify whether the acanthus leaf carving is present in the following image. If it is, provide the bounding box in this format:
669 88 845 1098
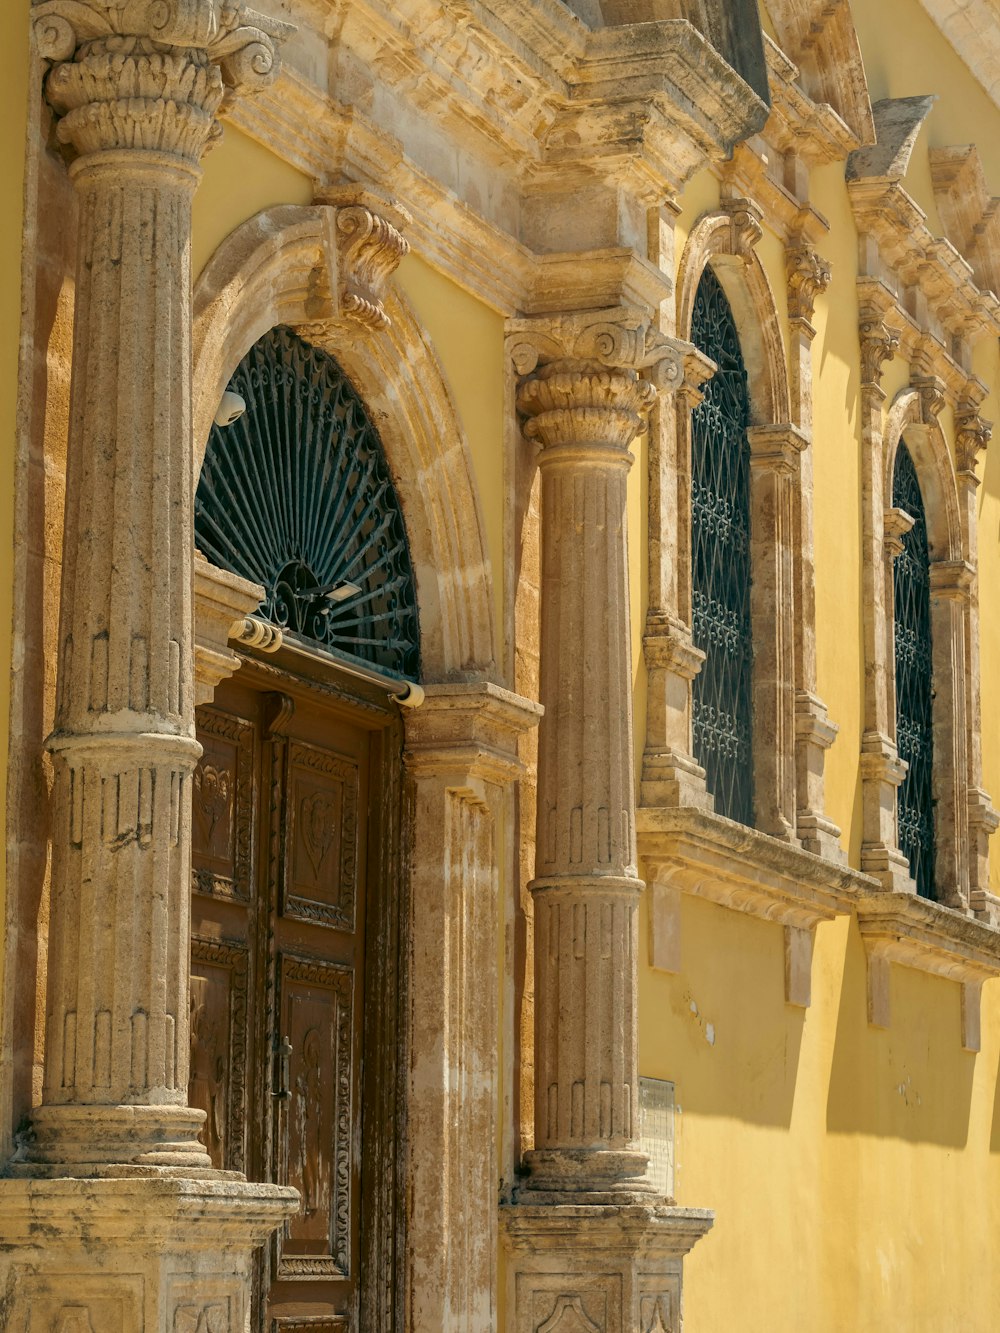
786 243 832 329
34 0 293 159
956 403 993 476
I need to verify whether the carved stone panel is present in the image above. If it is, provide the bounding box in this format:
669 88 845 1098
275 953 354 1281
515 1274 619 1333
13 1275 143 1331
281 741 359 930
192 706 255 902
189 938 250 1173
172 1301 233 1333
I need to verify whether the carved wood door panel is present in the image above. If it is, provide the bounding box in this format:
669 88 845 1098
190 671 373 1333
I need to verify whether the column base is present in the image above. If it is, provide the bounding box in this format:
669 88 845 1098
0 1174 298 1331
519 1147 659 1205
501 1201 714 1333
17 1103 214 1173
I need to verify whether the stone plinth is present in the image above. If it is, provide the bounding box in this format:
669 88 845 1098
502 1202 714 1333
0 1177 297 1330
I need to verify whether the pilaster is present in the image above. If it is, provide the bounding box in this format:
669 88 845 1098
641 347 715 812
402 682 541 1333
955 400 1000 917
0 2 297 1326
785 236 843 859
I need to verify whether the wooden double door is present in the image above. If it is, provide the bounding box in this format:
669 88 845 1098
188 662 403 1332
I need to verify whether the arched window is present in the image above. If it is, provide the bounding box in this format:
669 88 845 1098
195 326 420 678
690 266 754 826
892 442 935 899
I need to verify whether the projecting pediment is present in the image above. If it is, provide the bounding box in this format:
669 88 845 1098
764 0 875 145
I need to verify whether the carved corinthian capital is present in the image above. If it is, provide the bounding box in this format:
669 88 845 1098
956 403 993 476
859 309 900 388
34 0 292 161
508 308 689 454
786 243 832 329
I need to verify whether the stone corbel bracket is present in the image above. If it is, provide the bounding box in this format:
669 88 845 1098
193 554 266 706
637 806 867 1007
312 185 411 333
855 893 1000 1051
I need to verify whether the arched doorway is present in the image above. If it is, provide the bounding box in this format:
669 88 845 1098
189 326 416 1331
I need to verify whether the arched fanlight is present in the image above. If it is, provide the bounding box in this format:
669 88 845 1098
195 326 420 679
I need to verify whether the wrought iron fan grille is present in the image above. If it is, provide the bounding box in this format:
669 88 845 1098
892 442 936 899
195 326 420 678
689 266 754 827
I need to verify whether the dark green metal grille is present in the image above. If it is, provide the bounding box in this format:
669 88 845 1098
892 443 935 899
195 326 420 678
690 266 754 826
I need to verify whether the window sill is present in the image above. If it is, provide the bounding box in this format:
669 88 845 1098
636 805 1000 1043
637 805 866 1007
853 890 1000 1051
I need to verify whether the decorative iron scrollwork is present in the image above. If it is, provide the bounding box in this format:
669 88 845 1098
689 266 754 827
195 326 419 678
892 443 936 899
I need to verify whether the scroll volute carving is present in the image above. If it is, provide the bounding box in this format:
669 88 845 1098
859 309 901 388
720 196 764 262
308 186 411 334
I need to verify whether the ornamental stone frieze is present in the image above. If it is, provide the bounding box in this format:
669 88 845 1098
0 4 298 1329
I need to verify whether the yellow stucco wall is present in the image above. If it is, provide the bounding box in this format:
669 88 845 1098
1 0 29 1013
631 5 1000 1329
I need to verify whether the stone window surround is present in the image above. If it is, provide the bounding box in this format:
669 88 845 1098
640 195 847 1010
639 189 1000 1037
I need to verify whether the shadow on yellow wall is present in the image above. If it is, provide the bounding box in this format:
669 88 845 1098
826 918 975 1147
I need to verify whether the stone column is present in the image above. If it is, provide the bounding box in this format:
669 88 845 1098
29 0 291 1172
508 311 670 1197
502 309 713 1329
0 4 297 1327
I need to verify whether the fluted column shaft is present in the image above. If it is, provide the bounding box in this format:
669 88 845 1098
30 8 286 1168
516 345 658 1196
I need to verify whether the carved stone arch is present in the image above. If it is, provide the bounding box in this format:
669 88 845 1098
192 204 496 680
764 0 876 145
884 387 963 564
677 205 791 425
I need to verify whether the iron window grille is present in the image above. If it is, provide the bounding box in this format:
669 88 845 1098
195 326 420 679
892 442 936 899
689 266 755 827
